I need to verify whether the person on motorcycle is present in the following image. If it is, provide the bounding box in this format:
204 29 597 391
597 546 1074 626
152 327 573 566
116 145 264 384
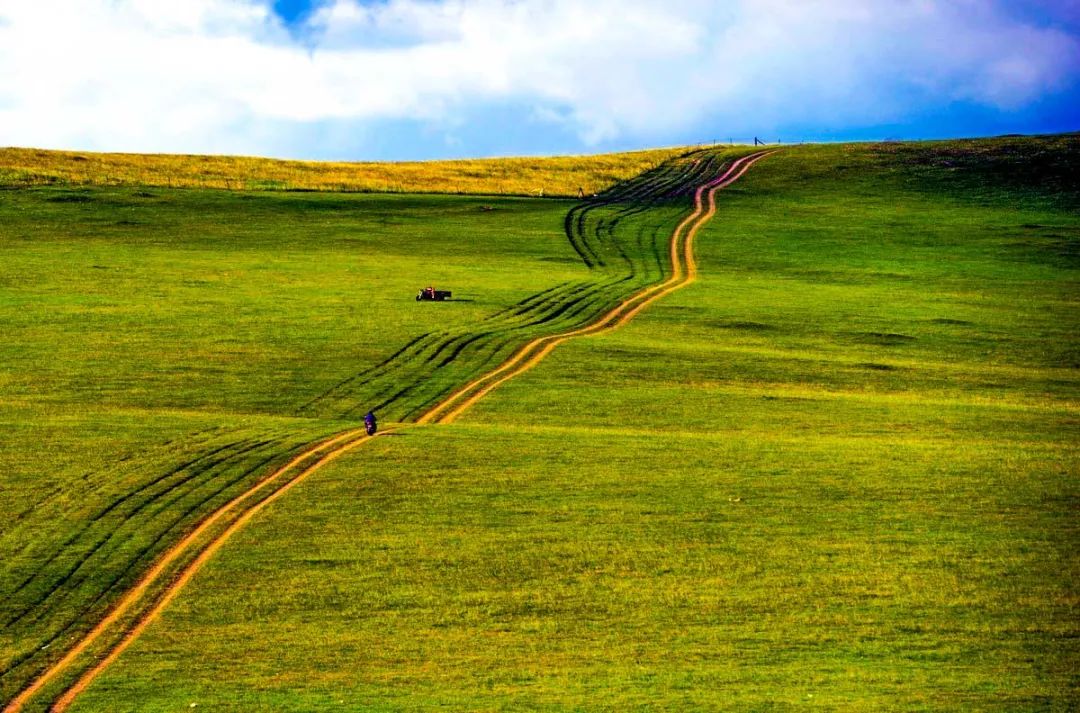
364 411 377 436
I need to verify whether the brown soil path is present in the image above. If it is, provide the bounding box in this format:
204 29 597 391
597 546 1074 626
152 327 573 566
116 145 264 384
426 150 776 424
3 428 376 712
4 150 773 713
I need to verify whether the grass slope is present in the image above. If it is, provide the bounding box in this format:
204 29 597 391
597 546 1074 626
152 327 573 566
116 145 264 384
0 188 582 704
0 135 1076 710
3 145 762 707
0 146 687 197
56 136 1079 711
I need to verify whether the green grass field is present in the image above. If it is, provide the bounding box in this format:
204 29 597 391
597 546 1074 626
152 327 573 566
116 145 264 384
1 145 748 707
0 187 586 705
1 136 1077 710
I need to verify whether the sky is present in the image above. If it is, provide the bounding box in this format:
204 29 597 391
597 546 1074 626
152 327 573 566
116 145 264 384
0 0 1078 160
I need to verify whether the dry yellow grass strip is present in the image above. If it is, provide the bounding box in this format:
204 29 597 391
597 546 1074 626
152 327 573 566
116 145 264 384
0 146 690 197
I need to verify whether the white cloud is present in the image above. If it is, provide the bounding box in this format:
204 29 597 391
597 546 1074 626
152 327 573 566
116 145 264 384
0 0 1075 157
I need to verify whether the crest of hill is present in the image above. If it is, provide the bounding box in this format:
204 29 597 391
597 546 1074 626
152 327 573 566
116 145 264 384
0 146 690 197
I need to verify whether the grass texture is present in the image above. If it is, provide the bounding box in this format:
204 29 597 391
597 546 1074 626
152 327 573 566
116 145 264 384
3 144 754 705
0 146 688 197
0 135 1076 710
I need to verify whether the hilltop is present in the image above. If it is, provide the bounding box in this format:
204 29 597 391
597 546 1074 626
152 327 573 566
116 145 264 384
0 145 688 197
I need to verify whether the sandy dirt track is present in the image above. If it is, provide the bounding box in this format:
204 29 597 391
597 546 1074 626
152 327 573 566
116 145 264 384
424 151 775 424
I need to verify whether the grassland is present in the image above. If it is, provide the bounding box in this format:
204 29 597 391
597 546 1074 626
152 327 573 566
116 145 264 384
2 145 758 707
1 136 1077 710
0 187 586 705
0 146 688 197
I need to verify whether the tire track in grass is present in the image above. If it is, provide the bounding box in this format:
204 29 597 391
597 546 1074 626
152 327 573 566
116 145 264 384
1 438 249 615
3 149 774 713
2 427 371 712
301 152 712 421
0 440 275 635
0 442 296 689
422 151 775 425
327 278 623 421
0 431 328 676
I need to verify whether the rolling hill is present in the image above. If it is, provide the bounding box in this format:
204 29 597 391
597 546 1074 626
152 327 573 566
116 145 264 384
1 135 1076 711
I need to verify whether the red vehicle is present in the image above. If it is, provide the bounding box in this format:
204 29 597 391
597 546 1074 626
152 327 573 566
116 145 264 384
416 286 452 301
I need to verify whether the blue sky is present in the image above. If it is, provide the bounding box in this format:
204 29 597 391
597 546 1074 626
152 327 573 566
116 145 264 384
274 0 315 25
273 0 317 26
0 1 1077 160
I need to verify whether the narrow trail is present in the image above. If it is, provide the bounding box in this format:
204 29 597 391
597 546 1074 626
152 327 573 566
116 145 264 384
3 150 773 713
297 146 730 423
423 151 775 425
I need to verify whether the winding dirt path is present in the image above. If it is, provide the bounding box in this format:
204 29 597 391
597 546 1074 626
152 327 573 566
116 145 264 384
4 149 773 713
424 150 776 424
